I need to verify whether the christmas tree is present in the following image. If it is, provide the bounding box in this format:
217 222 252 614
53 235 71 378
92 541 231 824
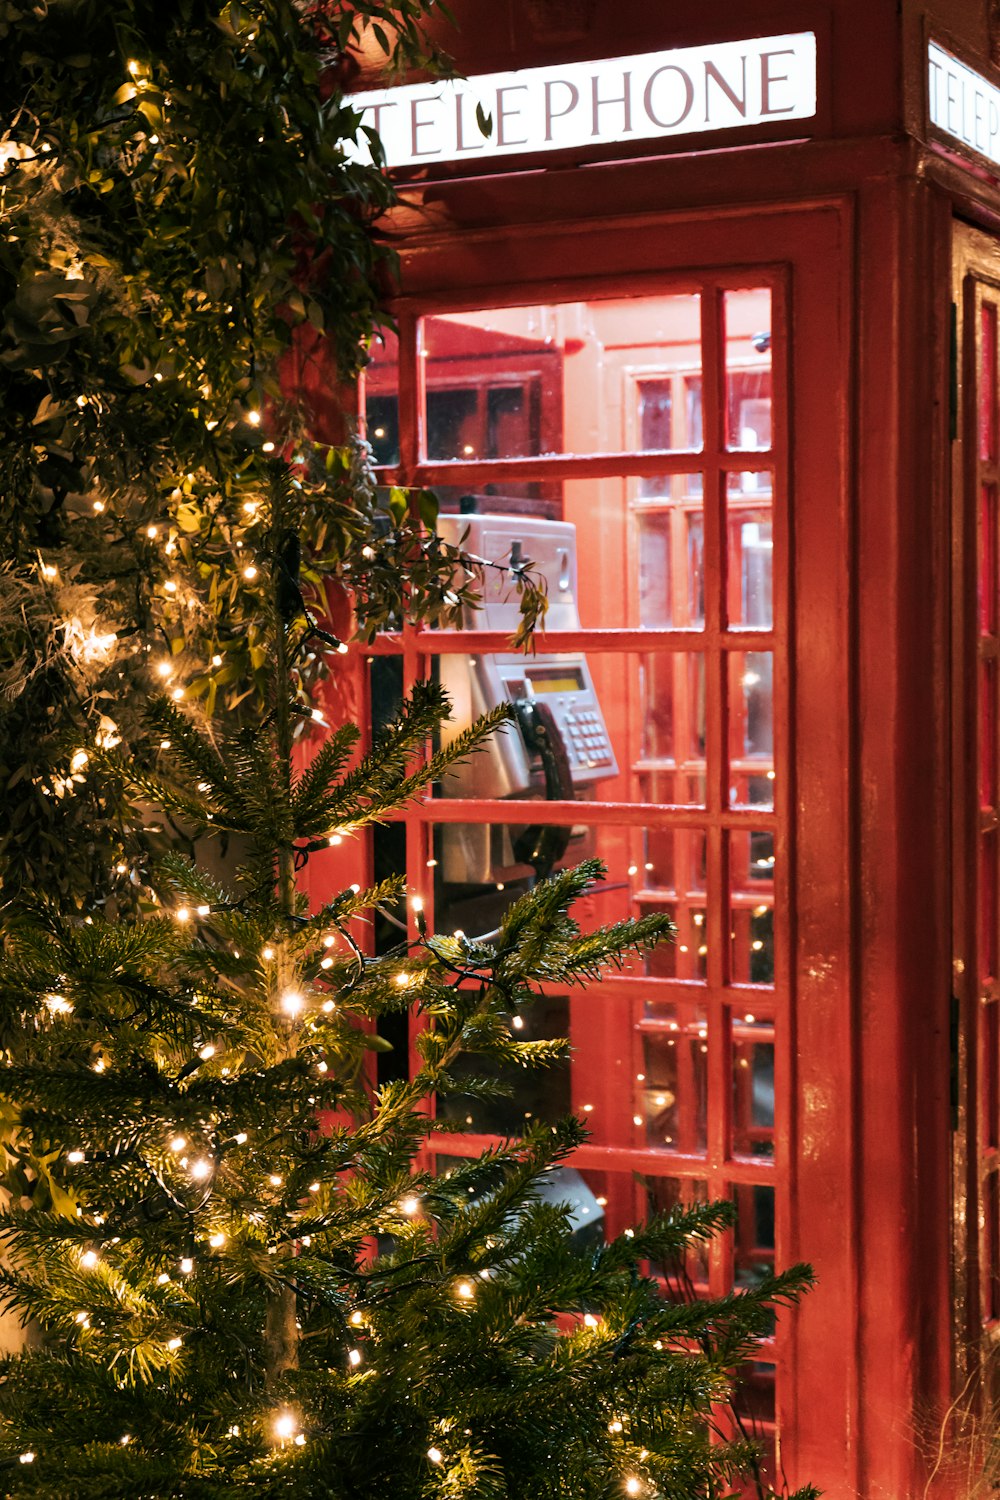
0 464 815 1498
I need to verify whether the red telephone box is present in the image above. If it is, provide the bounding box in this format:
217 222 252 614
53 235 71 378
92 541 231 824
295 3 1000 1493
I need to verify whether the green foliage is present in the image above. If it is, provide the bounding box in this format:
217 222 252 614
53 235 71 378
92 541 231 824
0 466 814 1499
0 0 547 910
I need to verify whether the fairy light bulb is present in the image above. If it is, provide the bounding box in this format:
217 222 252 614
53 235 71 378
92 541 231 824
320 956 334 970
242 565 258 581
246 410 261 426
455 1280 474 1300
268 1174 283 1187
349 1310 363 1327
167 1336 182 1350
348 1348 362 1367
70 749 89 773
410 895 423 913
280 989 303 1017
157 1273 170 1285
274 1412 295 1440
234 1132 247 1145
170 1135 186 1152
196 904 210 917
261 946 274 961
67 1150 85 1164
399 1195 420 1216
427 1447 443 1465
198 1043 216 1060
180 1257 193 1274
625 1481 642 1496
190 1158 212 1181
46 993 73 1015
209 1231 225 1248
19 1452 34 1464
175 907 190 923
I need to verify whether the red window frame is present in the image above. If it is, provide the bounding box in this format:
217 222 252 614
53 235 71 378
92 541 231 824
354 269 790 1454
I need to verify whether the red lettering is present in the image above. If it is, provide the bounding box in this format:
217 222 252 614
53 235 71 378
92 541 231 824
759 49 796 116
591 70 631 137
704 57 747 121
643 65 694 130
495 84 529 147
409 95 438 157
455 89 485 152
544 78 579 140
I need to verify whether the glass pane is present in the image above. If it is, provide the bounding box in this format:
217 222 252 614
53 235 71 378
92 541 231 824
724 288 772 452
420 294 702 459
634 485 704 628
733 1182 776 1287
364 326 400 466
728 651 774 807
638 1018 708 1153
645 1176 711 1288
732 1033 775 1159
432 650 706 809
435 992 571 1136
729 828 775 986
727 475 773 629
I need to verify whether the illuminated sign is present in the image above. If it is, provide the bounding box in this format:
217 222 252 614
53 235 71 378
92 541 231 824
345 32 817 170
928 41 1000 168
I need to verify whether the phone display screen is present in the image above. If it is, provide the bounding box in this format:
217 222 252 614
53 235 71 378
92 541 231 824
525 666 586 695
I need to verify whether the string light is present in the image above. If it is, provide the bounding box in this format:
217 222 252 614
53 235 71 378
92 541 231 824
80 1250 99 1269
69 749 89 773
176 907 190 923
242 565 258 581
209 1231 225 1248
455 1280 474 1300
157 1273 170 1285
167 1336 182 1350
348 1348 362 1367
625 1480 642 1496
46 993 73 1015
246 410 261 426
190 1158 212 1181
427 1447 443 1464
179 1257 194 1274
274 1412 296 1440
399 1195 420 1216
19 1452 34 1464
234 1132 248 1145
170 1136 186 1153
198 1043 216 1060
261 946 275 961
280 989 303 1017
268 1174 283 1187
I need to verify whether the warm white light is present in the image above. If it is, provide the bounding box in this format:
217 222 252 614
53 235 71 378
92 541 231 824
309 1181 321 1192
316 1061 328 1074
196 904 210 917
394 972 411 989
511 1015 524 1030
19 1452 34 1464
349 1310 363 1326
262 441 275 453
176 907 190 923
268 1174 283 1187
170 1136 186 1152
157 1273 170 1285
243 565 258 581
320 957 334 970
92 499 105 513
427 1447 443 1464
323 934 336 948
74 1310 88 1324
327 833 342 846
246 410 261 426
67 1150 85 1164
348 1348 362 1366
261 946 275 961
280 989 304 1017
336 642 349 655
198 1043 216 1060
70 749 89 773
80 1250 98 1269
455 1280 474 1300
167 1336 182 1350
410 895 423 913
46 993 73 1015
294 1432 306 1446
234 1132 248 1145
146 525 158 539
209 1231 225 1248
40 563 57 580
583 1313 598 1328
180 1257 194 1274
625 1480 642 1496
164 580 177 594
190 1159 212 1181
211 653 222 667
609 1419 623 1433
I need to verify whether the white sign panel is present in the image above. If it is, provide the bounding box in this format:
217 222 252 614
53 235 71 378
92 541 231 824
928 40 1000 167
345 32 817 170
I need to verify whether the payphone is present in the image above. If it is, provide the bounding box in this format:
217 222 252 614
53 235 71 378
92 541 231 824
435 511 618 886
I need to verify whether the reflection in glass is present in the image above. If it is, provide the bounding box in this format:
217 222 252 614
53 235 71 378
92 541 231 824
727 477 773 628
420 294 702 460
435 993 571 1136
641 1022 708 1153
729 652 774 807
733 1182 776 1289
645 1176 710 1287
733 1035 775 1159
724 289 773 452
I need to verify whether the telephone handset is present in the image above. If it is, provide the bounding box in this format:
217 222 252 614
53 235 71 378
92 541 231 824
510 698 574 878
